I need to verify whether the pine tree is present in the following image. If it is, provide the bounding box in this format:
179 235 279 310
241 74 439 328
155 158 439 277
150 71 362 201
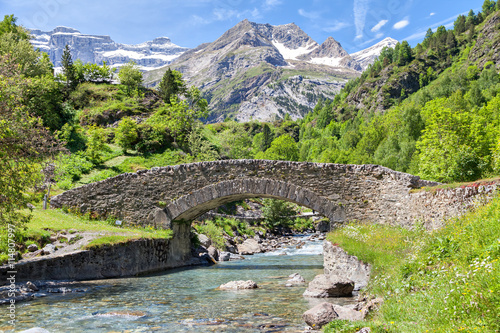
61 44 75 92
158 68 186 104
454 15 466 35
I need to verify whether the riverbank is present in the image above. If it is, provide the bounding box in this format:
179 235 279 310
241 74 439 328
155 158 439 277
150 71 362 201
2 237 342 332
322 195 500 332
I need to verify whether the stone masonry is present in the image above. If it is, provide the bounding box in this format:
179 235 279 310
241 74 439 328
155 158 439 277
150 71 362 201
51 160 440 229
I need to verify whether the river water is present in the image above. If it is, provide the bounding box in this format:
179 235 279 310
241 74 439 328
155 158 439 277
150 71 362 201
12 236 356 332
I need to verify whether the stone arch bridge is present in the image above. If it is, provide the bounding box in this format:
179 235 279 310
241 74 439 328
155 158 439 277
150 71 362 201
51 160 436 229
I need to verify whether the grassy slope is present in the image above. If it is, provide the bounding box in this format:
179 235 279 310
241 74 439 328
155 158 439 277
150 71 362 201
0 207 173 263
324 196 500 333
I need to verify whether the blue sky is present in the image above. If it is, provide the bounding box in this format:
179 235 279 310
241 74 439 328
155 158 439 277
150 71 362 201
1 0 484 53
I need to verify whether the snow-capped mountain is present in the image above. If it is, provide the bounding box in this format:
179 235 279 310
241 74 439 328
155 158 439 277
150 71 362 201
144 19 381 122
29 27 189 70
351 37 399 71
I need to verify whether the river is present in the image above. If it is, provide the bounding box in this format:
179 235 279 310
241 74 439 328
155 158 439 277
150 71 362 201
12 236 356 332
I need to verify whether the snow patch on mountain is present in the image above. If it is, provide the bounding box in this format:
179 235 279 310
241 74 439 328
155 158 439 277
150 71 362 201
29 27 189 70
351 37 398 70
271 40 316 60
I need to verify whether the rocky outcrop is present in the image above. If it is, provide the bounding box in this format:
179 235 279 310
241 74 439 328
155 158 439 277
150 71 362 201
323 241 371 290
218 280 258 290
303 274 354 297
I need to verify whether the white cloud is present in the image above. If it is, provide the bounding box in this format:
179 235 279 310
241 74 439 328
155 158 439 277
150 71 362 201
393 18 410 30
430 12 436 16
376 32 384 38
371 19 388 32
264 0 282 7
190 14 210 25
354 0 370 39
298 8 320 20
213 8 239 21
323 20 350 32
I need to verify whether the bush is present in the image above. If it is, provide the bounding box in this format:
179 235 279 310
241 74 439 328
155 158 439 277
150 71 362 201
194 221 226 249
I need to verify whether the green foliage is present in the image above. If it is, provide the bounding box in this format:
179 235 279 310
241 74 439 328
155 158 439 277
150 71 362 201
328 194 500 332
158 68 186 104
194 220 226 249
61 44 75 91
85 126 111 163
259 134 299 161
261 199 296 230
114 117 138 153
118 60 143 96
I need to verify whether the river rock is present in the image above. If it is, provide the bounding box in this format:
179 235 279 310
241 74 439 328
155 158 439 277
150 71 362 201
302 302 338 328
303 274 354 297
197 234 211 248
314 220 330 232
287 273 306 284
229 253 245 260
237 238 262 255
18 328 51 333
207 245 219 261
26 281 39 291
332 304 363 321
323 241 371 291
219 280 258 290
219 251 231 261
27 244 38 252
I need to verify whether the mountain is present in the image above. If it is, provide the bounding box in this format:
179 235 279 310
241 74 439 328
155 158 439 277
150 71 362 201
144 19 390 122
29 27 188 70
351 37 398 71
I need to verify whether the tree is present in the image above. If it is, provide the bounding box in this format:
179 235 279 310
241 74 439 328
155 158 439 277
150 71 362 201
158 68 186 104
261 198 297 231
454 15 466 35
260 135 299 161
61 44 76 92
85 126 110 163
482 0 496 15
0 14 29 40
114 117 138 153
118 60 142 96
0 55 62 228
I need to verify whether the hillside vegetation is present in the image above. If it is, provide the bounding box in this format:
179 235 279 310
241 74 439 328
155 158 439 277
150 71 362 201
324 194 500 332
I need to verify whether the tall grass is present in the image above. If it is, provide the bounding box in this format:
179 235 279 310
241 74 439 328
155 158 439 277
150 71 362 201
324 196 500 332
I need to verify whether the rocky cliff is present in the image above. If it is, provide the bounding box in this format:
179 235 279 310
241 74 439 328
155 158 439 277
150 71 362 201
30 27 189 69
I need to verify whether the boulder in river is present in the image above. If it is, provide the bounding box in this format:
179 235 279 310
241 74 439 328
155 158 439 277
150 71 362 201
287 273 306 284
219 280 258 290
237 238 262 255
197 233 212 248
302 302 363 328
219 251 231 261
302 302 338 328
303 274 354 297
207 245 219 261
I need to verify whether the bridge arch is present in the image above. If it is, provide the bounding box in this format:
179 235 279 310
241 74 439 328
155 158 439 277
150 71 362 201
154 178 345 228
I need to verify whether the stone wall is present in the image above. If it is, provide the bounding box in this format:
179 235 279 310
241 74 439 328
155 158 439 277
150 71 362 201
50 160 435 228
404 183 498 229
0 223 191 284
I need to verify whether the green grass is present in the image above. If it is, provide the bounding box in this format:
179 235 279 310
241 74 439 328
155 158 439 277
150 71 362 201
324 195 500 333
0 207 173 264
